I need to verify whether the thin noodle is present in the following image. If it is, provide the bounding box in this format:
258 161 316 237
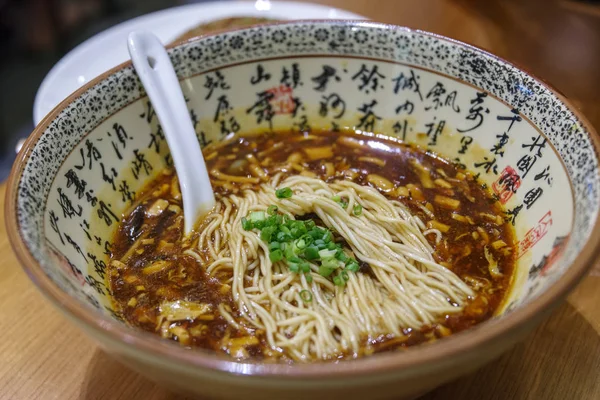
198 176 474 360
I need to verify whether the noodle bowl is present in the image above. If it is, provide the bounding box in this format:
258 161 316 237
9 18 599 400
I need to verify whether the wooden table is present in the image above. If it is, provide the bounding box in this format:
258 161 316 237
2 0 600 398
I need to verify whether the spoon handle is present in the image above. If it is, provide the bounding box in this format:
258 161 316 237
128 31 215 235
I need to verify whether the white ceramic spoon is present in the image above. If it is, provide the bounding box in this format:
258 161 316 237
127 31 215 235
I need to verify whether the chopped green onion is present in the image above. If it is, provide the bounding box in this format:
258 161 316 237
261 226 276 242
346 261 360 272
336 250 349 262
299 261 310 273
242 207 363 285
270 249 283 262
309 229 322 239
294 239 307 252
304 246 320 260
277 231 291 242
321 257 339 269
241 217 252 231
333 195 348 209
265 215 278 227
284 245 296 260
319 265 336 277
249 211 265 221
318 249 337 259
333 271 350 286
300 289 313 303
276 187 293 199
353 204 363 216
341 271 349 282
299 234 314 246
288 262 300 272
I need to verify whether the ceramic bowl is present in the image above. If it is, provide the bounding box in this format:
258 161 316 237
6 20 600 400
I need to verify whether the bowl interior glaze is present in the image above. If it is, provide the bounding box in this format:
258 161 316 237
8 20 600 376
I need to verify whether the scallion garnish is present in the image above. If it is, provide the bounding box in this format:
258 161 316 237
249 211 265 221
318 249 337 259
276 187 293 199
300 289 313 303
346 260 360 272
241 217 252 231
321 257 340 269
270 249 283 262
319 265 336 277
353 204 363 216
336 250 349 262
333 194 349 209
288 262 300 272
340 270 349 282
242 203 363 286
260 226 276 242
304 246 320 260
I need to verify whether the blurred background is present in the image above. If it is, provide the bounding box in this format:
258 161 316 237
0 0 187 177
1 0 599 180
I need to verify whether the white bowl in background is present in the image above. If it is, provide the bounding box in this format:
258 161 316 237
32 1 365 124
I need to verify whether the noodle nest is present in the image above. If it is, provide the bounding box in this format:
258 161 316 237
191 175 473 360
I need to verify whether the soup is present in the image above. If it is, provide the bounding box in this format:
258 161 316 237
107 130 515 362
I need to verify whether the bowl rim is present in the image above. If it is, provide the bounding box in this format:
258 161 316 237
6 19 600 378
